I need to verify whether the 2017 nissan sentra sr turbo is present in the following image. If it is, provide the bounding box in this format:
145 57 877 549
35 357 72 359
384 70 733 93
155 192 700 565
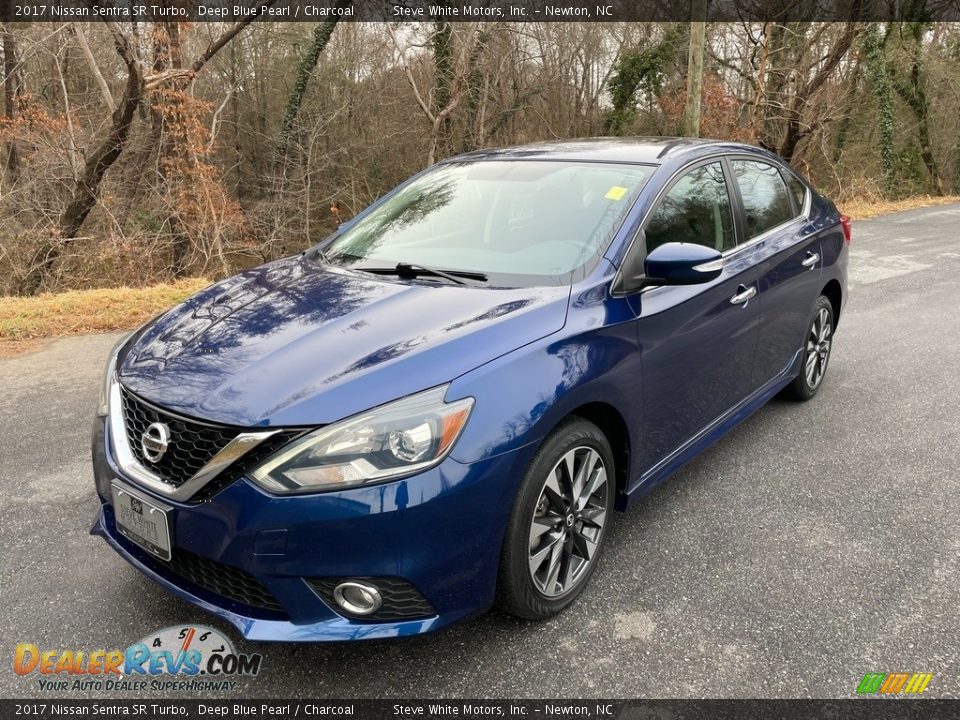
91 138 850 642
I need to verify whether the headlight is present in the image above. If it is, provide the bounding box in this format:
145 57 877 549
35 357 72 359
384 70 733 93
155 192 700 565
97 336 128 417
249 386 474 494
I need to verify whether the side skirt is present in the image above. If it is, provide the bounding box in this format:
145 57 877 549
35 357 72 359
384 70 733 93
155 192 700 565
618 348 803 511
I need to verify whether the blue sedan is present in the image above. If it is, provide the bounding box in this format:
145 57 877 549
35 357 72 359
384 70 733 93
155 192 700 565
91 138 849 641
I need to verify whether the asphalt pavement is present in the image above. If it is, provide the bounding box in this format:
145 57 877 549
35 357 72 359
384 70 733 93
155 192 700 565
1 204 959 699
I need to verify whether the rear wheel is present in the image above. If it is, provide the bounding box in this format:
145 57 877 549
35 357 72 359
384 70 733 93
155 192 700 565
785 295 834 401
496 418 614 619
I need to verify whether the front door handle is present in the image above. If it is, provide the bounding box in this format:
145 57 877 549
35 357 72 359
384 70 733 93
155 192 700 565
802 252 820 269
730 285 757 305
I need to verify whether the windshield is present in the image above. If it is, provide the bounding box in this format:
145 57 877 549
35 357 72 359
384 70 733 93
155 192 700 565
322 160 654 286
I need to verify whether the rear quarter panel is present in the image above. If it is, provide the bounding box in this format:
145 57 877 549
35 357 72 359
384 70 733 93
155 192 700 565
810 192 849 318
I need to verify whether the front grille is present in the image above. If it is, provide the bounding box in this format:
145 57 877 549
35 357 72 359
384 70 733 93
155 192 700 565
120 387 235 488
307 577 436 621
190 429 304 502
167 549 285 613
119 386 303 500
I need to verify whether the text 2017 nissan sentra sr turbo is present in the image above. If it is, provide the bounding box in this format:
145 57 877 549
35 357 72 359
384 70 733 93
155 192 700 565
91 138 850 642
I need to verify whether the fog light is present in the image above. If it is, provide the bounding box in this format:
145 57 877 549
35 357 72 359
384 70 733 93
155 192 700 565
333 581 383 616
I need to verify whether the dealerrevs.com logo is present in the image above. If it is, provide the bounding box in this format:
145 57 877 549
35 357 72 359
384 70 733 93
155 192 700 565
14 625 261 693
856 672 934 695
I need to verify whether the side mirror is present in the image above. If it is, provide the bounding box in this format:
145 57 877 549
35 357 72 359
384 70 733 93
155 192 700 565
644 242 723 286
616 236 724 294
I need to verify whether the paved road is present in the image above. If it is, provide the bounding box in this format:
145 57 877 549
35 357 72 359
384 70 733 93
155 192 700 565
2 205 959 700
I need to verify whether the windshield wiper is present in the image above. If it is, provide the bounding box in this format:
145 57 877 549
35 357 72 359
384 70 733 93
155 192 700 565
359 262 487 285
399 263 488 284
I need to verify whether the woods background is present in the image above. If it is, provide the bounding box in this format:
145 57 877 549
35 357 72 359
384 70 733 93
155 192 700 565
1 17 959 296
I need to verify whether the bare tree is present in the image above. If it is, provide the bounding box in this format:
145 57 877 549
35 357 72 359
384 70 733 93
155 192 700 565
4 18 960 296
20 13 274 291
777 22 862 162
387 22 477 165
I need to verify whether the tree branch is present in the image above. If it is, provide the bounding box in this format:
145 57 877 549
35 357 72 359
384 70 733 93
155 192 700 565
191 6 277 75
386 23 435 122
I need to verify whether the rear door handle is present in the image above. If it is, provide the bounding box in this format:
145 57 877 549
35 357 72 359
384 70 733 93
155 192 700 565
802 252 820 269
730 285 756 305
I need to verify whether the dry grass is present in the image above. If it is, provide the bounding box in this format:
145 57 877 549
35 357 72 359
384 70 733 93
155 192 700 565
0 278 209 355
840 194 960 220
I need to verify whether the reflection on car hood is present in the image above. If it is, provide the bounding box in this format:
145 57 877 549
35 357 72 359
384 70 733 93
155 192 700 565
118 256 570 426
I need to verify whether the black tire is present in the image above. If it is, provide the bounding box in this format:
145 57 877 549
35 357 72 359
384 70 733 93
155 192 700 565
785 295 835 401
496 417 615 620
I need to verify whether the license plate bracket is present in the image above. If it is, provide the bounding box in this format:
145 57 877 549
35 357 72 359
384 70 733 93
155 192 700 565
111 481 173 562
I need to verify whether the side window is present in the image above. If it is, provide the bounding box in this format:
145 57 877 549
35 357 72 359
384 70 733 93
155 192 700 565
729 160 793 238
783 170 808 214
645 161 735 254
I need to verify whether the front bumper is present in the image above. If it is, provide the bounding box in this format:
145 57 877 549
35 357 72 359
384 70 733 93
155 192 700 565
91 417 526 642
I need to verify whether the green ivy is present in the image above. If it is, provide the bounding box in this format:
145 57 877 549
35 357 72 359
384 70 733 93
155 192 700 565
893 145 926 192
861 24 896 195
605 27 682 135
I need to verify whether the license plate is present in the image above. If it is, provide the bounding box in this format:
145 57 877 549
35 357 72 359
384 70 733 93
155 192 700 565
111 482 172 561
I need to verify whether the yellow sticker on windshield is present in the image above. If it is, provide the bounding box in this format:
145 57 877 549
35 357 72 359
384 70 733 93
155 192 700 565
605 186 628 201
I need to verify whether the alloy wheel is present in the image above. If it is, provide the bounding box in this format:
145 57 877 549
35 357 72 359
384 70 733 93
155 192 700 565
805 306 832 389
528 446 609 598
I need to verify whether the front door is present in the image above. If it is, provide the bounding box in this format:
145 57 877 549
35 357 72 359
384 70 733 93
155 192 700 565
634 160 760 475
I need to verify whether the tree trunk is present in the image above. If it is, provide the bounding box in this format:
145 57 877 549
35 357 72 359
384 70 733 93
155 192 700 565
73 24 115 113
275 17 341 165
759 23 786 150
230 40 244 201
893 21 943 195
59 74 141 238
431 19 455 159
954 115 960 194
682 13 706 137
20 68 142 293
863 24 895 193
460 28 490 153
2 23 20 176
831 60 862 164
157 23 195 275
747 22 771 143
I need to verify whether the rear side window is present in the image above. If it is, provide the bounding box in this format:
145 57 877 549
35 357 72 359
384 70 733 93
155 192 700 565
783 170 808 214
730 160 793 239
645 161 735 254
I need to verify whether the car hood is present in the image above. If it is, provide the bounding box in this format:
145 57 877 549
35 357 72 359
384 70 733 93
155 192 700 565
118 256 570 427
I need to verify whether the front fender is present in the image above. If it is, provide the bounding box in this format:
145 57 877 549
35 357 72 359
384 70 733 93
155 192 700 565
447 284 642 489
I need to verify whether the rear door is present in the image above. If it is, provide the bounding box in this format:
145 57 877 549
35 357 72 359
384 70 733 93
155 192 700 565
727 159 822 385
634 159 760 475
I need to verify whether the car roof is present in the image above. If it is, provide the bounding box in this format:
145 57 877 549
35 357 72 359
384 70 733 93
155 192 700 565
447 137 766 166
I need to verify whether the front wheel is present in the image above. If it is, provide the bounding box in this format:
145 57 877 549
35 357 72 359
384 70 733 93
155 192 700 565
496 418 615 620
785 295 835 401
